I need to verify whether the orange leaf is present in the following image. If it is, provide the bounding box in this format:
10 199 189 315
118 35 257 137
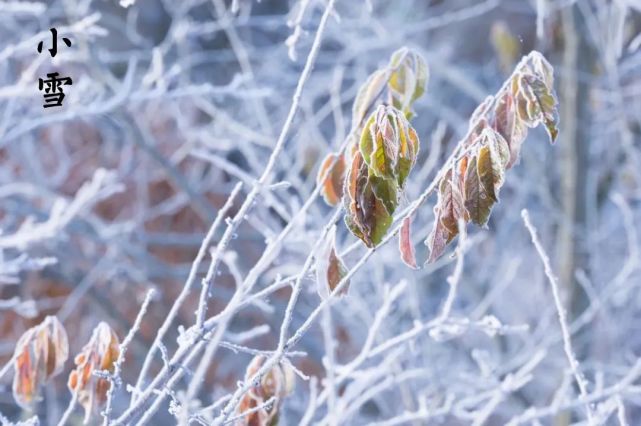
68 322 120 423
12 316 68 409
317 152 345 206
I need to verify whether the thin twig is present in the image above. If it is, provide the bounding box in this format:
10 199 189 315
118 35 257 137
133 183 242 400
103 288 156 425
521 209 594 424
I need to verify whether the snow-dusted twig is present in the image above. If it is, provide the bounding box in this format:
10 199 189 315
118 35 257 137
103 288 156 425
133 182 243 400
521 209 594 424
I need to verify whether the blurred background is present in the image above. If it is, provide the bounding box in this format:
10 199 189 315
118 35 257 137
1 0 641 424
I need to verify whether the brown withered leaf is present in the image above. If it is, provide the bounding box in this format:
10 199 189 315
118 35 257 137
317 152 345 206
514 73 559 144
457 156 469 188
529 52 554 89
316 226 350 300
425 168 465 263
477 128 509 204
352 69 388 130
388 47 429 117
438 168 466 237
343 151 369 232
399 216 418 269
528 77 559 143
236 356 296 426
425 205 451 264
12 316 68 409
68 322 120 423
464 156 495 227
425 51 559 263
493 90 528 168
477 146 499 202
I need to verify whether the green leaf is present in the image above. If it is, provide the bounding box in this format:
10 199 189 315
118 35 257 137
358 179 394 247
344 214 365 243
343 151 394 247
369 174 399 215
359 106 398 180
396 116 420 187
396 157 413 189
358 114 377 170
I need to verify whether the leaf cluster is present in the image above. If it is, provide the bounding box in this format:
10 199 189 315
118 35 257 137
426 52 559 262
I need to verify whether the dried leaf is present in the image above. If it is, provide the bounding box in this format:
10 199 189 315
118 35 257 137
425 51 558 262
425 205 451 263
425 168 465 263
529 51 554 89
493 91 528 168
514 73 559 143
477 146 499 202
352 69 388 130
477 128 509 204
528 77 559 143
438 168 466 237
464 155 495 226
12 316 68 409
316 226 349 300
317 152 345 206
486 123 511 168
388 47 429 117
399 216 417 269
343 151 369 231
237 356 296 426
68 322 120 423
